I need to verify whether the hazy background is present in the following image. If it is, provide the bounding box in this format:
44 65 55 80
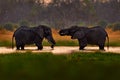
0 0 120 29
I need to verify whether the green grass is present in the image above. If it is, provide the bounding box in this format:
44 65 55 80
1 40 120 47
0 41 12 47
0 52 120 80
109 42 120 46
0 40 79 47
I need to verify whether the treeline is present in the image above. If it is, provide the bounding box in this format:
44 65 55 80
0 21 120 32
0 0 120 29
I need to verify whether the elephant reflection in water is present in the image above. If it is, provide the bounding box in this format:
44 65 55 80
12 25 56 50
59 26 109 50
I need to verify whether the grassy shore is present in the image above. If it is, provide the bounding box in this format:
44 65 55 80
0 52 120 80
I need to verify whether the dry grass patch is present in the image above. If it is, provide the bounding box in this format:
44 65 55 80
0 29 13 41
106 29 120 42
52 29 71 41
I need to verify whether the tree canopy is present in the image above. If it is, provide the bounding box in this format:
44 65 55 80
0 0 120 28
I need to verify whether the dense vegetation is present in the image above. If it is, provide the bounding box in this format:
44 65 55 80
0 0 120 29
0 52 120 80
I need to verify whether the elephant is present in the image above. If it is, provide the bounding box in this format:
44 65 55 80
12 25 56 50
59 26 109 50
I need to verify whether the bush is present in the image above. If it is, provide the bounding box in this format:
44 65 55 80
3 23 19 31
0 24 4 30
19 20 30 27
107 24 113 29
112 22 120 31
97 20 108 29
107 22 120 31
3 23 14 31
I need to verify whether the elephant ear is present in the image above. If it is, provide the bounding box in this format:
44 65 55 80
32 27 44 39
44 28 50 35
43 26 51 36
71 31 85 39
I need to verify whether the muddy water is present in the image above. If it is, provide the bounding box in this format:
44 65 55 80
0 46 120 54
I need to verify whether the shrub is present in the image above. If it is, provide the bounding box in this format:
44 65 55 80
97 20 108 29
107 22 120 31
3 23 19 31
112 22 120 31
4 23 14 31
0 24 4 30
107 24 113 29
19 20 30 27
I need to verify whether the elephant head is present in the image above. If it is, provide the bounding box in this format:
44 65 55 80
42 25 56 45
33 25 56 48
59 26 79 36
59 26 88 39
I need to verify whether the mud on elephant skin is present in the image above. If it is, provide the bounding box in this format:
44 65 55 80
12 25 56 50
59 26 109 50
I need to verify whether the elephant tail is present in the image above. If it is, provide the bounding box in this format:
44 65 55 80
106 34 109 50
12 34 14 49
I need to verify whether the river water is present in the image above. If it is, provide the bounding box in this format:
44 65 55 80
0 46 120 54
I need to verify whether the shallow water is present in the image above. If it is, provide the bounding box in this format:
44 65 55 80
0 46 120 54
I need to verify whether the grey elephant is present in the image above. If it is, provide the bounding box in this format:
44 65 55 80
12 25 56 50
59 26 109 50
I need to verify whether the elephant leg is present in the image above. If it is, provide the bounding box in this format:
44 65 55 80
16 42 21 50
98 41 105 50
80 43 87 50
80 46 86 50
78 39 87 50
16 45 20 50
99 44 105 50
16 42 25 50
21 44 25 50
37 45 43 50
35 43 43 50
